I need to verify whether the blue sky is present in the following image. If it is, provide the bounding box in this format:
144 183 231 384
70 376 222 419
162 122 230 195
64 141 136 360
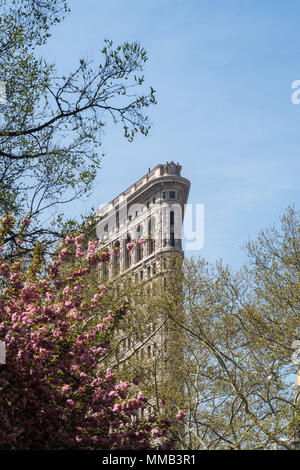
43 0 300 268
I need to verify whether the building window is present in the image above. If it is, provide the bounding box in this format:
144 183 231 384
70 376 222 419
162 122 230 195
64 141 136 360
147 266 151 278
152 196 156 203
170 210 174 225
126 234 132 267
152 262 156 275
140 270 143 281
163 191 166 199
170 232 175 247
137 242 142 261
136 224 142 235
113 241 120 272
169 191 176 199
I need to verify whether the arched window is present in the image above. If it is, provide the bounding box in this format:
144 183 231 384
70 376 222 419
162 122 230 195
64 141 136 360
170 211 175 246
137 240 143 261
152 262 156 275
113 240 120 273
126 234 131 267
170 211 174 225
148 217 155 254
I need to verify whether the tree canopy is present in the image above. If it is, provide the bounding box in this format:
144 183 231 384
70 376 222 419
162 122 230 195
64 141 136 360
173 207 299 449
0 0 156 255
0 215 175 449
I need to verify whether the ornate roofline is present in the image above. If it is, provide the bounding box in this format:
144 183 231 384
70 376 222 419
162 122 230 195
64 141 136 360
98 162 190 217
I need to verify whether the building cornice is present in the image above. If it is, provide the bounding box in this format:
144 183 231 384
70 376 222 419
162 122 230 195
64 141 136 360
98 162 190 218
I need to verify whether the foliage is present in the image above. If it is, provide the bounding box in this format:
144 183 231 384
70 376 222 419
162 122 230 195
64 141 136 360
66 239 186 421
0 214 174 450
173 206 300 449
101 207 299 450
0 0 157 255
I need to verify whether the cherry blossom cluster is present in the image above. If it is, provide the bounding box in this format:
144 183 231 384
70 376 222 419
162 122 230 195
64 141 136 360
126 237 148 251
0 216 177 450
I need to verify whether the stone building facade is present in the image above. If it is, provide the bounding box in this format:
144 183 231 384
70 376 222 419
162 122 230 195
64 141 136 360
96 161 190 280
95 162 190 410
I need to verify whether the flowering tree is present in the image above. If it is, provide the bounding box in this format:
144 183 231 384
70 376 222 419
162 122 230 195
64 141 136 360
0 214 175 450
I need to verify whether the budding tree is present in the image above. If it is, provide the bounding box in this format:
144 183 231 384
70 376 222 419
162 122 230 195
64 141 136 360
0 0 157 256
171 207 299 449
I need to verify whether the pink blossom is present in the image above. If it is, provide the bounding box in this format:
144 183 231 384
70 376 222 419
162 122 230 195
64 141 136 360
137 237 147 245
116 381 130 391
59 248 71 259
75 243 84 258
126 242 135 250
75 233 85 242
113 404 122 413
61 385 71 395
151 428 163 437
1 216 14 229
0 263 10 277
100 251 110 262
66 399 76 408
137 391 148 401
176 410 186 421
0 219 173 451
99 284 108 294
22 218 31 226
